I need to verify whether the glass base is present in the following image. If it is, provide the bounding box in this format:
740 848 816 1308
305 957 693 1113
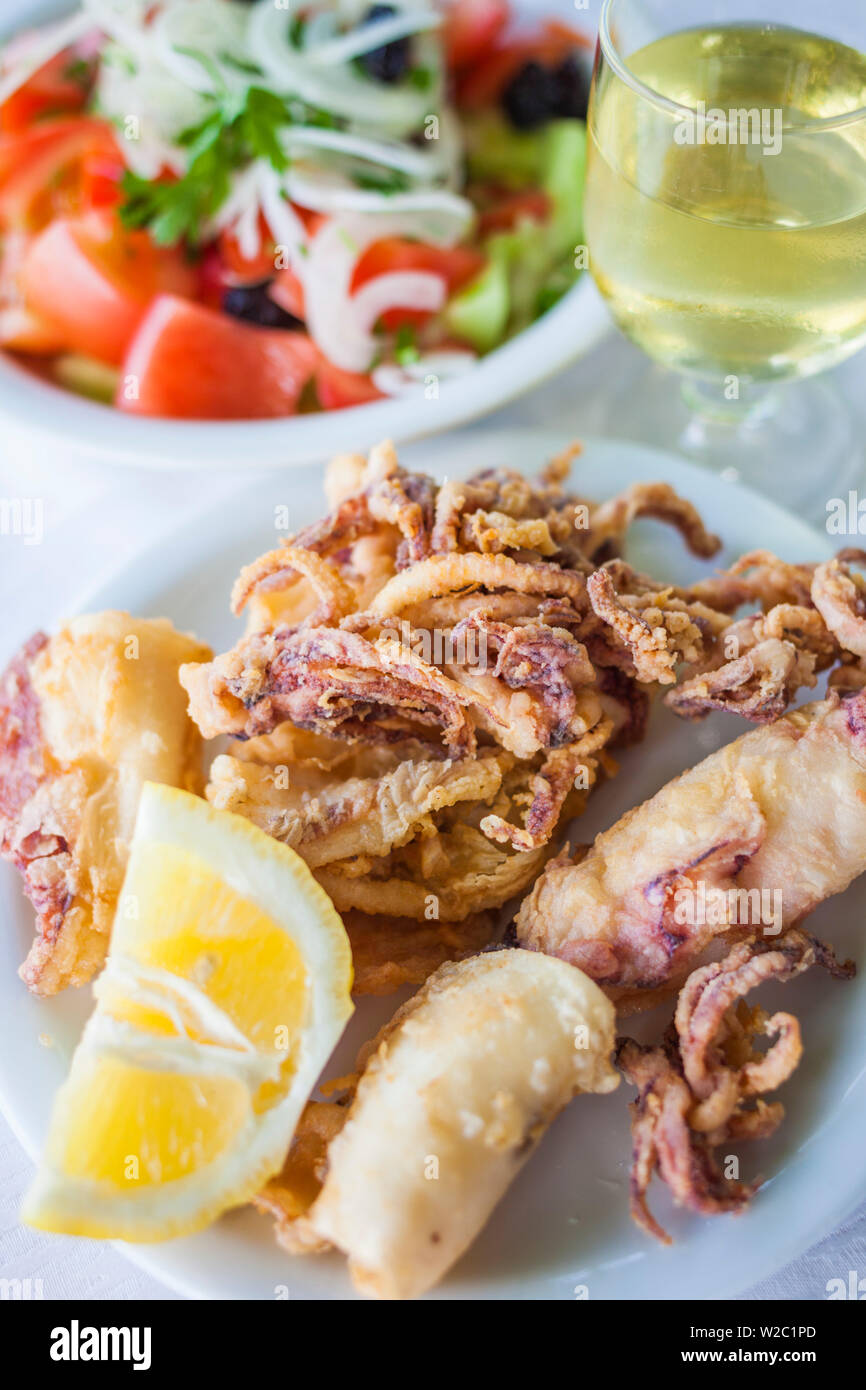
596 362 863 526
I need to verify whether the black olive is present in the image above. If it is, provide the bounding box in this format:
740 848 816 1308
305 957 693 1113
501 60 559 131
358 4 411 85
552 54 590 121
222 282 304 330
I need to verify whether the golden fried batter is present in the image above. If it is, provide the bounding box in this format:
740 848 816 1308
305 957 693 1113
0 613 211 994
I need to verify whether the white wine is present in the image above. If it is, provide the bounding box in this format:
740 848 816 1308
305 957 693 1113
585 25 866 382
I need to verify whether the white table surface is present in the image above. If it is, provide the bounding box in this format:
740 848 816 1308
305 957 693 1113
2 331 866 1301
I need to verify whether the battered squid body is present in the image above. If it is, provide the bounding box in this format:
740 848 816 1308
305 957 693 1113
516 689 866 1008
302 951 618 1300
0 612 211 994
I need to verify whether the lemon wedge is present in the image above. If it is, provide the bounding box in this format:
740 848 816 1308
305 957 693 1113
23 783 353 1242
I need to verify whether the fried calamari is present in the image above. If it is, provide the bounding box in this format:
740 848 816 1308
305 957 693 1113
179 440 742 997
618 930 853 1242
182 442 865 1023
517 688 866 1007
258 951 619 1299
0 614 210 995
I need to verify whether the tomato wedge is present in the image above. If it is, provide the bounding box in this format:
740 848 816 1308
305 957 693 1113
292 205 328 239
218 214 278 283
351 238 485 330
0 227 65 353
0 305 66 354
117 296 319 419
0 117 120 230
443 0 510 72
478 188 551 234
80 150 126 210
0 51 92 135
315 357 385 411
19 212 197 364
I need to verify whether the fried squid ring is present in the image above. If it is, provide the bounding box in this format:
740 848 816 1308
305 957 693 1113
585 482 721 562
728 549 816 609
181 626 480 754
315 834 551 921
206 750 508 868
364 552 588 620
231 545 356 625
480 721 614 852
811 550 866 660
587 568 705 685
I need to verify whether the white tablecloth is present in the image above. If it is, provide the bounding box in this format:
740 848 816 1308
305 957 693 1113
2 332 865 1300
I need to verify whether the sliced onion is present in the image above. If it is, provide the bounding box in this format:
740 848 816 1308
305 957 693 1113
151 1 250 96
351 270 445 333
302 217 374 372
285 171 474 244
208 164 265 256
303 216 447 371
97 55 208 174
282 126 448 181
306 11 441 68
247 2 440 135
257 165 309 268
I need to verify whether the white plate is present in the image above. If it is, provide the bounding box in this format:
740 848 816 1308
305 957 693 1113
1 431 863 1301
0 1 610 471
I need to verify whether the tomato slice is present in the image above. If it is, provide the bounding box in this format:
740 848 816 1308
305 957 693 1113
0 227 65 352
351 238 485 330
270 267 306 321
18 212 197 364
80 150 126 210
0 51 92 134
351 239 484 294
0 305 66 354
218 214 278 283
117 296 319 419
0 117 120 230
315 357 385 411
478 188 551 234
292 205 328 239
443 0 511 72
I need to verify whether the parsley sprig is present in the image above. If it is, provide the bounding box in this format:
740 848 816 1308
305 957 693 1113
118 44 419 248
120 83 300 246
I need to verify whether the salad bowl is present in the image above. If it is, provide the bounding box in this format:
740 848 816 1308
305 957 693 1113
0 0 610 470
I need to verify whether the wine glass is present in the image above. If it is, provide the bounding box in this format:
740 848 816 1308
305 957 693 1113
583 0 866 518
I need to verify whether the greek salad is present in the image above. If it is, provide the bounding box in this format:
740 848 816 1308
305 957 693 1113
0 0 590 418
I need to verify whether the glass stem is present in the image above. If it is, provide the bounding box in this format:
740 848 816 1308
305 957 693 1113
679 376 783 428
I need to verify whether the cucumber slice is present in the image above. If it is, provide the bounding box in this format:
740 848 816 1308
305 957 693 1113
535 256 581 317
541 119 587 261
444 252 510 354
483 229 550 333
463 111 547 189
451 116 587 350
54 354 120 404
